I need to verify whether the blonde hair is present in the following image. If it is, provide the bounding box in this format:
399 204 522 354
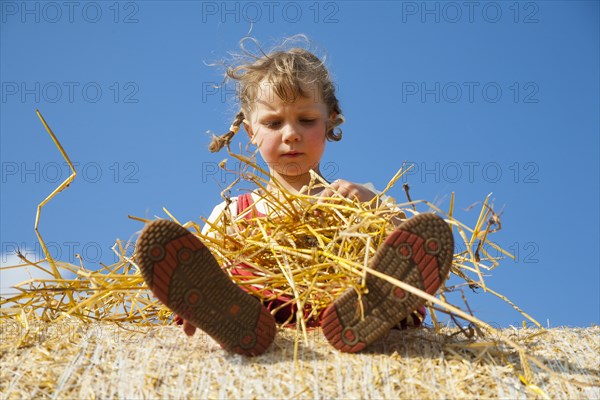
209 36 344 153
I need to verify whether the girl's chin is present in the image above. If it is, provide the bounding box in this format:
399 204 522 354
271 169 314 181
268 161 321 180
272 165 313 176
274 171 310 179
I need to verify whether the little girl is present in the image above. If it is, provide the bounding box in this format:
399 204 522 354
136 38 454 356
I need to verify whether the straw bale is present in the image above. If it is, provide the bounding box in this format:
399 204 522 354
1 320 598 399
3 111 598 399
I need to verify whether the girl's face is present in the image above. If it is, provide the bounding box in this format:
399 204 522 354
245 81 331 188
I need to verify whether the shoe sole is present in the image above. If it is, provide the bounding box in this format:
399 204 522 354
321 213 454 353
136 220 276 356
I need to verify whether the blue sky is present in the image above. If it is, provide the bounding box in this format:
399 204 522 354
1 1 598 328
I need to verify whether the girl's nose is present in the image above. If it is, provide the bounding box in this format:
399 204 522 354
282 123 301 142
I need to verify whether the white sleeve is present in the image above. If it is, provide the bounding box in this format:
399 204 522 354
201 198 239 237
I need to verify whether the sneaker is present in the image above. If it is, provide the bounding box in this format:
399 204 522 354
321 213 454 352
136 220 276 356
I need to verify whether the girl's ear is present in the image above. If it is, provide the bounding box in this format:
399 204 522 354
244 122 258 144
244 122 253 139
327 112 338 131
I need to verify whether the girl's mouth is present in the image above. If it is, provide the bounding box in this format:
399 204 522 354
282 152 302 158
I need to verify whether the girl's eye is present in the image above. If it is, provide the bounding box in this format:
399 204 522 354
263 119 316 128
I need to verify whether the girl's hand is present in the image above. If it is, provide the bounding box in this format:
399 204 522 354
319 179 377 203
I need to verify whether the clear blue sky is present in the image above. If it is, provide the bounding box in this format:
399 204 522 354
1 1 598 328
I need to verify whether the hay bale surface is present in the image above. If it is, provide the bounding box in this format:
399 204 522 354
1 321 598 399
